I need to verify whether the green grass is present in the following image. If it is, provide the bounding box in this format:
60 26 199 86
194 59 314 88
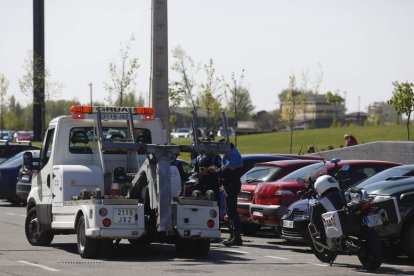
172 124 414 161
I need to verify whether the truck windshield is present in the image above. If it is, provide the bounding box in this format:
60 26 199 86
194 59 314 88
69 127 151 154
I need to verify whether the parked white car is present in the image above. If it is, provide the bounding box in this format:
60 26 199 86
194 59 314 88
170 128 190 138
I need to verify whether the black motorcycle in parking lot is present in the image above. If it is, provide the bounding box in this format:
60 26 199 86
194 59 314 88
298 172 400 271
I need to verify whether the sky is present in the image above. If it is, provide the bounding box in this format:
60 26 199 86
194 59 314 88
1 0 414 113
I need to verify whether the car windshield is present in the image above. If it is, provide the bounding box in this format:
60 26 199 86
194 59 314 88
0 151 24 168
356 166 414 188
280 162 325 181
177 128 188 133
241 166 281 184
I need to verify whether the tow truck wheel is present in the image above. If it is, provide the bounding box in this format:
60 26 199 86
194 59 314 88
25 207 54 246
77 216 99 259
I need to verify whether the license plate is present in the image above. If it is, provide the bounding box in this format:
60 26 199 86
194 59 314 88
252 211 263 217
114 208 137 224
101 113 130 120
364 213 382 227
283 220 294 228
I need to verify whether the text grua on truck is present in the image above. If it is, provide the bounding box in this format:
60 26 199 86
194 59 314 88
24 105 232 258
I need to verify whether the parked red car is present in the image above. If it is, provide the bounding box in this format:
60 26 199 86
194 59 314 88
13 131 33 142
238 158 321 235
249 159 401 235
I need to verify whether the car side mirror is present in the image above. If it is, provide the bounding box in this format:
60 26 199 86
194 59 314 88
23 151 33 169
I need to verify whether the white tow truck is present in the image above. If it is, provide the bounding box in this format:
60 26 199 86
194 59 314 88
24 105 231 258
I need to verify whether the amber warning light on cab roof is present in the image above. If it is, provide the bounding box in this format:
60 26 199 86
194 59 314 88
70 105 155 120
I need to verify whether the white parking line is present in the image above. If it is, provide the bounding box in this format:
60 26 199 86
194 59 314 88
265 256 290 261
308 262 329 267
18 260 60 272
5 212 15 215
221 249 250 254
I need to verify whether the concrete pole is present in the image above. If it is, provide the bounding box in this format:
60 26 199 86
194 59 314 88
150 0 169 141
33 0 45 141
88 83 93 106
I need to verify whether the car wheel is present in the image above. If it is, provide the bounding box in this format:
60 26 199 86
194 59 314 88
402 218 414 261
25 207 54 246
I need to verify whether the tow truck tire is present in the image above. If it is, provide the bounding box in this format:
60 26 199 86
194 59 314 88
195 239 210 257
77 216 99 259
401 219 414 261
25 207 54 246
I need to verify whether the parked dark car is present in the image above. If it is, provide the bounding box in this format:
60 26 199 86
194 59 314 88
0 150 40 205
353 176 414 260
0 141 38 163
16 150 41 202
277 160 401 241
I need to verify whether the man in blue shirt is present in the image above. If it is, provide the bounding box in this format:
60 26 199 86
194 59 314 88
219 143 243 246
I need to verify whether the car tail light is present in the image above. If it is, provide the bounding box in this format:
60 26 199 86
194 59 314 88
207 219 215 228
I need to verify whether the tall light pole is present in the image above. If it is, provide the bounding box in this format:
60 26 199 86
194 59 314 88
33 0 45 141
150 0 169 140
88 83 93 106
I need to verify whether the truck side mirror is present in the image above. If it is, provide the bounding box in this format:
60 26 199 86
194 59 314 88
23 151 33 169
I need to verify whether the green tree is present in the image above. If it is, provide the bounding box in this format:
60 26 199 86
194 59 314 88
225 70 255 146
104 36 140 106
326 90 345 127
281 76 299 153
0 74 9 132
114 92 144 107
18 52 62 101
198 59 223 131
170 46 199 115
388 81 414 140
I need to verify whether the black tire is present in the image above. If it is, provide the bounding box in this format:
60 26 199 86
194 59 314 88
241 223 261 236
401 219 414 261
25 207 54 246
357 228 383 271
195 239 210 257
76 216 100 259
310 241 337 263
274 226 282 237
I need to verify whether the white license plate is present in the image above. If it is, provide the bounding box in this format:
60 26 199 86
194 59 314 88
283 220 294 228
114 208 137 224
364 213 382 227
101 113 130 120
252 211 263 217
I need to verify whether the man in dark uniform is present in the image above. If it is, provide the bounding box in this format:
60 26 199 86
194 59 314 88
218 143 243 246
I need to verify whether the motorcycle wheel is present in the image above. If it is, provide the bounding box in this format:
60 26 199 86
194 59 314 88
310 241 337 263
357 227 383 271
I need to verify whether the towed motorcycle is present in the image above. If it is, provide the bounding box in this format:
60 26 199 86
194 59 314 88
298 173 386 270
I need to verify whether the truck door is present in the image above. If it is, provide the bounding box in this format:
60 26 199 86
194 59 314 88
35 127 55 225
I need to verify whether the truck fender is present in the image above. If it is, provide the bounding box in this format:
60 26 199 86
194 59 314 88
74 208 89 230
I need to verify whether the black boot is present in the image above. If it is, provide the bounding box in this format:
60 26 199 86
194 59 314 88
223 231 242 247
